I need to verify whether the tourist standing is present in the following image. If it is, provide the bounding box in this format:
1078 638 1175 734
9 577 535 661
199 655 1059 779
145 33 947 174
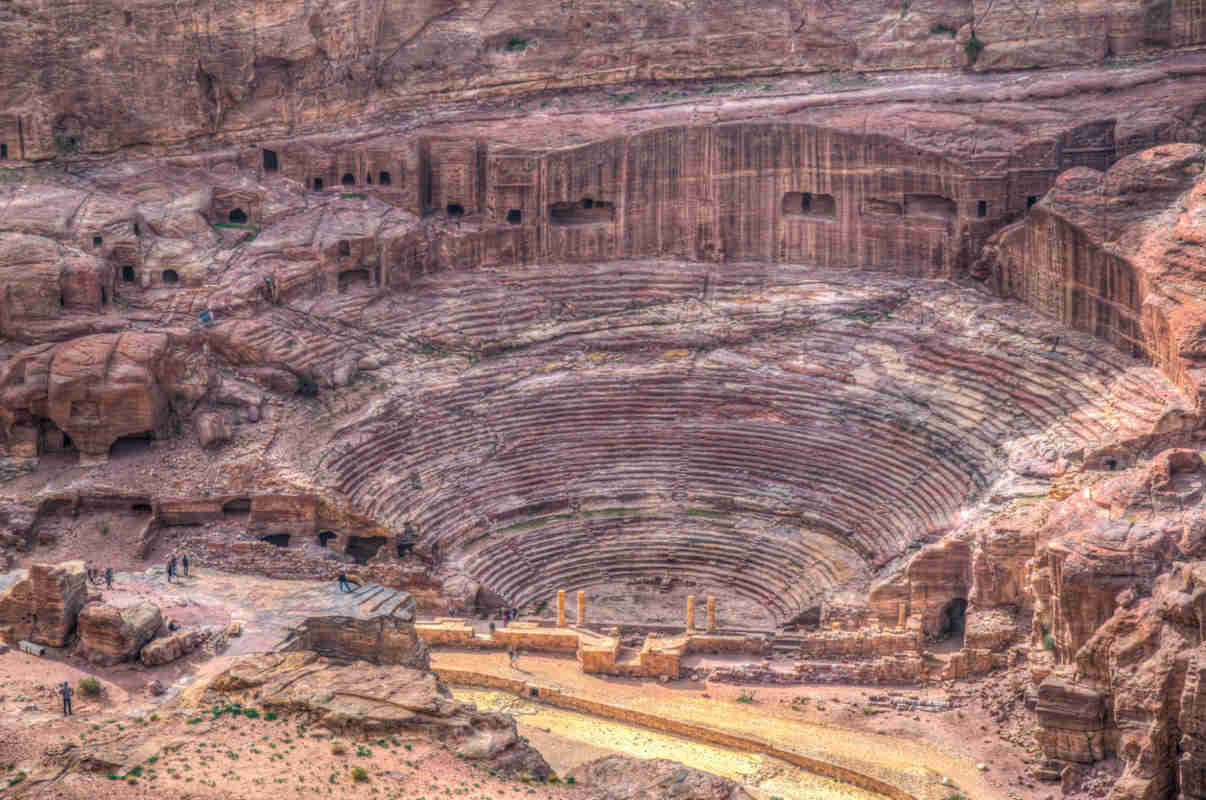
59 682 73 716
166 555 176 583
104 567 113 589
181 553 189 578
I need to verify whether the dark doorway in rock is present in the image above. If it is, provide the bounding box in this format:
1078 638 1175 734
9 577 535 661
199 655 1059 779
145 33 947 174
341 173 355 187
62 434 73 449
222 498 251 517
100 287 107 305
506 209 522 224
229 208 248 224
379 171 391 186
317 531 337 548
938 598 967 640
93 235 103 248
977 200 988 217
338 268 370 292
162 269 179 284
131 503 152 514
781 192 836 220
338 240 351 258
109 431 153 459
446 203 465 217
397 537 415 557
1106 458 1117 471
365 174 372 185
121 266 135 282
134 223 140 236
261 533 291 548
1027 195 1039 209
346 535 386 564
263 149 278 172
313 177 324 191
0 144 7 159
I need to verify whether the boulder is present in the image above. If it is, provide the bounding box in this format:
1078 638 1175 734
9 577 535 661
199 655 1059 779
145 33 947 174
196 412 231 448
0 560 87 647
569 755 755 799
279 584 428 668
78 601 163 665
207 651 549 777
140 627 210 666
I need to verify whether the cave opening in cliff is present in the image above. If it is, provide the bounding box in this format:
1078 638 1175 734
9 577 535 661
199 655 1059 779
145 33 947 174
0 143 6 159
346 536 387 564
341 173 355 187
162 269 179 285
366 174 372 185
222 498 251 517
1028 195 1039 209
262 149 277 172
131 503 152 514
121 266 135 282
938 598 967 641
93 235 102 248
313 178 323 191
100 286 107 305
109 431 153 460
781 192 836 220
261 533 291 548
447 203 465 217
379 171 391 186
133 223 140 236
905 194 957 219
507 209 522 224
338 268 370 292
977 200 988 217
228 208 248 224
317 531 336 548
397 537 414 557
337 240 351 258
549 199 615 225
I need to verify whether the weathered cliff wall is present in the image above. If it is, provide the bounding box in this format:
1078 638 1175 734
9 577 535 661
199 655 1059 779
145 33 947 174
0 0 1198 160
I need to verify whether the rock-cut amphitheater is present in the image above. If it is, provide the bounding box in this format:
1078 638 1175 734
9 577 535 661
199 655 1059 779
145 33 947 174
8 2 1206 799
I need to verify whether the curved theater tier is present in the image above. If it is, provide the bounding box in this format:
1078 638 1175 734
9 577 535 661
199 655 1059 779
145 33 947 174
315 263 1183 624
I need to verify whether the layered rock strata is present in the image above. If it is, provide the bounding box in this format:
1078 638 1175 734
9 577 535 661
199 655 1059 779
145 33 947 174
77 601 163 666
0 560 86 647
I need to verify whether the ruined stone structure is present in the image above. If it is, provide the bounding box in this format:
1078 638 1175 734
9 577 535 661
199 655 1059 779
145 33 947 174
7 3 1206 799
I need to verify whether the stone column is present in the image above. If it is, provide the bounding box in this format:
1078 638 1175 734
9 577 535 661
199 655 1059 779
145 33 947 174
686 594 696 632
577 590 586 625
556 590 566 628
898 602 907 630
706 596 716 632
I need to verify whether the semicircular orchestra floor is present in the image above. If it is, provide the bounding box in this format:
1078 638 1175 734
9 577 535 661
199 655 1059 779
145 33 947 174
313 261 1187 627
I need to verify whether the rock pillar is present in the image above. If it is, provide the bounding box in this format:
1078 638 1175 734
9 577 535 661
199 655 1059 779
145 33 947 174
898 602 907 630
686 594 696 632
556 590 566 628
706 596 716 632
577 590 586 625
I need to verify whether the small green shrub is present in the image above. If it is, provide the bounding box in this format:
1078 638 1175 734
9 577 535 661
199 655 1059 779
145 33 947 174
1043 633 1056 651
297 374 319 397
8 772 26 786
930 23 957 36
78 677 102 697
99 524 110 538
340 193 366 200
566 776 576 785
505 38 528 52
964 33 984 63
351 767 369 783
54 135 79 156
264 712 277 721
243 708 260 719
736 691 756 704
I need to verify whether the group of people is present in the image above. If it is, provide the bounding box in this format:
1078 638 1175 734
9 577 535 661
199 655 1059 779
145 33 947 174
165 552 189 583
85 565 114 588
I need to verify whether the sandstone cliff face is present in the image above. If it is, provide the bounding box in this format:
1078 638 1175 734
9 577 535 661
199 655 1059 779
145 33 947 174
0 0 1194 160
0 560 86 647
978 143 1206 411
77 601 163 665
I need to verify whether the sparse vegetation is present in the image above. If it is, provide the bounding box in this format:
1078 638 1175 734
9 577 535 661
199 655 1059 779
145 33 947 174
340 193 366 200
351 766 369 782
505 38 528 52
78 677 102 697
736 690 757 704
1043 633 1056 651
930 23 957 36
964 32 984 63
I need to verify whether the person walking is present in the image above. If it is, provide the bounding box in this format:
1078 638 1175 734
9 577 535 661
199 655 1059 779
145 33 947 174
166 556 175 583
508 644 518 670
181 553 189 578
104 567 113 589
338 572 355 593
59 682 73 716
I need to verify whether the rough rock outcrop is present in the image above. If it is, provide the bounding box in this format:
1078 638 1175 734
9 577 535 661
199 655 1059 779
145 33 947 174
78 601 163 665
139 627 211 666
196 412 231 448
279 584 428 669
207 651 548 777
0 560 86 647
569 755 755 800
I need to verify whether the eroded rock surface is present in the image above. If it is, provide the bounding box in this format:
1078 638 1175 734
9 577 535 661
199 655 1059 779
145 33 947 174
569 756 755 800
205 651 549 777
0 560 86 647
77 601 162 665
